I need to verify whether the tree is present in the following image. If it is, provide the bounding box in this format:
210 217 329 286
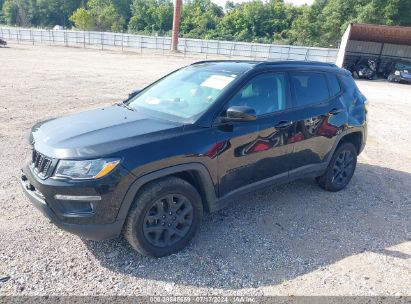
69 7 93 30
2 0 34 26
224 1 237 13
355 0 411 26
129 0 173 34
287 3 321 46
180 0 223 39
35 0 83 27
216 0 291 43
87 0 126 31
112 0 132 25
0 0 4 23
396 0 411 26
2 0 82 27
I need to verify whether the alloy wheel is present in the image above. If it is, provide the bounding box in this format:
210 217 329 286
142 194 194 247
331 150 354 186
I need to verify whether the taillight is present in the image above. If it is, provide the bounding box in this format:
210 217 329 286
364 99 369 113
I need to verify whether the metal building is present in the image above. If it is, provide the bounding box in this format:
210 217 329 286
336 23 411 76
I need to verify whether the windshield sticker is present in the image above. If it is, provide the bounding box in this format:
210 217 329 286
201 75 235 90
145 97 161 105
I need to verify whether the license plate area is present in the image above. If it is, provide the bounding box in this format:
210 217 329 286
21 174 46 204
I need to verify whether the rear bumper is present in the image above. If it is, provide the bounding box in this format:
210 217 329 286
359 123 367 154
20 164 132 241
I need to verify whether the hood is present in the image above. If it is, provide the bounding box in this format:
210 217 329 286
30 105 183 159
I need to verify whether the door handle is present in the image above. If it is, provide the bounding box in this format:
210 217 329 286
329 108 342 115
275 120 293 129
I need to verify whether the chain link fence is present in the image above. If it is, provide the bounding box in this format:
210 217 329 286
0 27 338 62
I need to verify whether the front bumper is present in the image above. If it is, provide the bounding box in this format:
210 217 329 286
20 163 133 240
399 77 411 84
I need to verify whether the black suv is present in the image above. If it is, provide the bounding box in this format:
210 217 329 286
385 60 411 84
21 61 367 257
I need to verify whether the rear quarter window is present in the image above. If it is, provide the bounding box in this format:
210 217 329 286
290 72 330 107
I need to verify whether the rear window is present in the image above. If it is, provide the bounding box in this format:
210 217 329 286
328 74 341 96
290 72 330 106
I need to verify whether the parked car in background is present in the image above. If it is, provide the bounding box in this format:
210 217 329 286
348 57 378 80
20 61 368 257
385 60 411 84
0 38 7 47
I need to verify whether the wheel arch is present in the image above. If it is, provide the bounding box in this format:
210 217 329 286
116 163 218 225
325 129 365 168
337 131 363 155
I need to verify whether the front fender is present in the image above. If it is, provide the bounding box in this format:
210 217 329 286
115 163 218 226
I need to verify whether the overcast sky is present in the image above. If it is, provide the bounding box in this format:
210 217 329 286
211 0 315 7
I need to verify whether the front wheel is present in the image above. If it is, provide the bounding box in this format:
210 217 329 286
123 177 203 257
316 142 357 192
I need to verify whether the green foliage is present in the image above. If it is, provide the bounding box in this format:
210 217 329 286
287 0 411 47
2 0 34 26
70 7 93 30
35 0 83 27
215 0 298 43
287 4 321 46
180 0 223 39
87 0 126 31
0 0 4 23
128 0 173 34
1 0 411 47
2 0 82 27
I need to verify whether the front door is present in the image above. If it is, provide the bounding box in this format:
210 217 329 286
215 72 294 197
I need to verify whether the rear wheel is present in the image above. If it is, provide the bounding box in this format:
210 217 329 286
316 142 357 192
123 177 203 257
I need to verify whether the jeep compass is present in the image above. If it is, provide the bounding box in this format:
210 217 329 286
21 61 367 257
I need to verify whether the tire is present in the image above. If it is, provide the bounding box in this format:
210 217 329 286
123 176 203 257
388 74 395 82
316 142 357 192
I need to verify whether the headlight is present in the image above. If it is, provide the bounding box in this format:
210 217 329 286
54 158 120 179
395 70 400 76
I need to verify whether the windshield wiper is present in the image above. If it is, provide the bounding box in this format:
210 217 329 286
115 102 134 111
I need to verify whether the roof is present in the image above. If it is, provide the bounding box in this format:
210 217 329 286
349 23 411 45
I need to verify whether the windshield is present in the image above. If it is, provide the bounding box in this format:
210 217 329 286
128 66 239 120
395 62 411 70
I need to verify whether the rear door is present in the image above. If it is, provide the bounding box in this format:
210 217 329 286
287 71 344 177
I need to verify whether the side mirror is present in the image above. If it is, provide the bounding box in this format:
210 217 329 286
221 106 257 123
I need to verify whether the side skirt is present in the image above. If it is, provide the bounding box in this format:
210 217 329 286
212 162 328 212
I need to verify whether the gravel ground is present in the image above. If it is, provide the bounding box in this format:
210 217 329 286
0 43 410 296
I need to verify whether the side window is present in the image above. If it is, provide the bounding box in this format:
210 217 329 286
328 74 341 96
290 72 330 107
227 73 287 116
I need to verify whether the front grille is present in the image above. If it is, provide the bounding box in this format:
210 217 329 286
32 150 52 178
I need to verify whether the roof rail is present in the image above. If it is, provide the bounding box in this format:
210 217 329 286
190 60 338 68
257 61 338 68
190 60 257 65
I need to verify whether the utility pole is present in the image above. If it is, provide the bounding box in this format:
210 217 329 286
171 0 182 52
